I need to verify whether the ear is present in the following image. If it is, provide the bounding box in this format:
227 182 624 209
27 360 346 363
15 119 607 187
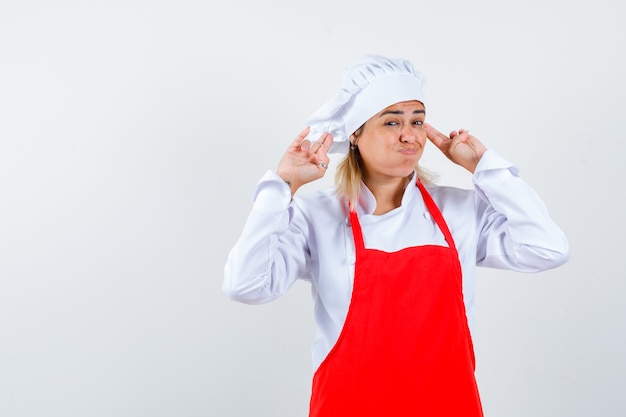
350 126 363 147
349 134 359 150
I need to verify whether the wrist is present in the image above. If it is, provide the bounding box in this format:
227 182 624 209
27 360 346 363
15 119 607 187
276 169 300 195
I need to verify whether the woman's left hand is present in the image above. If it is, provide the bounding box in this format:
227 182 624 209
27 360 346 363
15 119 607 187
424 124 487 173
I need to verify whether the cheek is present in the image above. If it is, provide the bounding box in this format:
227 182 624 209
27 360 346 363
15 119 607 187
417 129 428 146
356 137 382 158
358 148 381 168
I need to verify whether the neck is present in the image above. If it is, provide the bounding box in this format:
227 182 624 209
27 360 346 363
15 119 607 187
363 175 412 215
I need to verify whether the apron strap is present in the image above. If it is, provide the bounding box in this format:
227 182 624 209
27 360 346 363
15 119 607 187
416 179 458 252
348 209 366 252
348 180 458 252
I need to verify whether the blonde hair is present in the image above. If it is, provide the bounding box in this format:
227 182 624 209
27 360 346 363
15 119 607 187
334 127 435 209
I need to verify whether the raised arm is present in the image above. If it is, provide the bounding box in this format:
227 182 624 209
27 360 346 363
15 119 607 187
471 149 569 271
223 128 333 303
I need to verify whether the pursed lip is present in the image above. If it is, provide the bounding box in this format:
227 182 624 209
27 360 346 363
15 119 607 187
399 147 419 155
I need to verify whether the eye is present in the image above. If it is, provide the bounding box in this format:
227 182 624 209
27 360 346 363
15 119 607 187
385 121 399 126
413 120 424 126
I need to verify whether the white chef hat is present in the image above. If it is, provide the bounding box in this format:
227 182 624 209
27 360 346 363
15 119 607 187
305 54 426 154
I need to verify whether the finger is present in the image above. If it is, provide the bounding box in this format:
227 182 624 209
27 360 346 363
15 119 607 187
300 139 312 151
456 129 470 140
324 133 334 149
288 126 311 151
312 134 332 171
310 132 332 154
424 123 451 149
321 134 334 157
316 161 329 170
454 130 470 143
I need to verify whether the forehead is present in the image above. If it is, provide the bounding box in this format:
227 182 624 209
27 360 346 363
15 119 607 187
378 100 425 114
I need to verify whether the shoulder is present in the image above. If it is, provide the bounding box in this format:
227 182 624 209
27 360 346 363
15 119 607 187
423 183 477 211
422 183 481 251
293 186 346 220
292 187 349 255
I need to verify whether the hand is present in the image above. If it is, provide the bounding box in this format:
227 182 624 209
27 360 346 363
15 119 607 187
276 127 333 194
425 124 487 173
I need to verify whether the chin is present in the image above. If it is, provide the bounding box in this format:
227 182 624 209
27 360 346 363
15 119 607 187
397 161 418 176
391 168 415 179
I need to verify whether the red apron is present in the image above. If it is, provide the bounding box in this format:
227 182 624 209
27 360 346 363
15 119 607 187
309 180 483 416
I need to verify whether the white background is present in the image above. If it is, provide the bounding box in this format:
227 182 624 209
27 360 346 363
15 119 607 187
1 0 625 416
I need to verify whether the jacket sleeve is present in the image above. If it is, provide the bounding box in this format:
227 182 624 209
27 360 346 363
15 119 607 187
223 171 312 304
473 149 570 272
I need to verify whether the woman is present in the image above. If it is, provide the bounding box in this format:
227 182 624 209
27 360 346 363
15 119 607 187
223 55 569 416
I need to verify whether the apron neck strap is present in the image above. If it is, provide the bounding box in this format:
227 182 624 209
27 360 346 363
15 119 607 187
348 208 366 252
348 179 458 252
416 179 457 251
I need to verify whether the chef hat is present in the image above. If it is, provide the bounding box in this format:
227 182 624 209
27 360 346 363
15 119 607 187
305 54 426 154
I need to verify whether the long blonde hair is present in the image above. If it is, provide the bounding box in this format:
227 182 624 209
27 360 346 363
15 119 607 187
334 127 435 208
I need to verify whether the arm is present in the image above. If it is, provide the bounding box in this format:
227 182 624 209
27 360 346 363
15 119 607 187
425 124 569 271
472 150 569 271
223 171 312 303
223 128 334 303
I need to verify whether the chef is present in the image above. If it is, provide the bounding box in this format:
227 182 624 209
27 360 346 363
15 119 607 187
223 54 569 416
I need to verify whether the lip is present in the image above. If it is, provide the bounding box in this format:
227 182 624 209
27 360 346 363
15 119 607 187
399 148 418 155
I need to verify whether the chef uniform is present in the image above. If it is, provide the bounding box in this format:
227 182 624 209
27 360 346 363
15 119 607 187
223 55 569 416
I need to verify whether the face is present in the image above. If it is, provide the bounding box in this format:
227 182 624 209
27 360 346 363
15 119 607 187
354 100 426 183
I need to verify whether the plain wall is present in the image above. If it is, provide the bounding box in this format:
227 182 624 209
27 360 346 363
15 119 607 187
1 0 625 416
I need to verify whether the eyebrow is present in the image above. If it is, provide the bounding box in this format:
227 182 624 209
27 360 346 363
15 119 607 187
379 109 426 117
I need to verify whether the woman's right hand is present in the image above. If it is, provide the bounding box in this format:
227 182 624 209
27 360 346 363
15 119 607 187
276 127 333 195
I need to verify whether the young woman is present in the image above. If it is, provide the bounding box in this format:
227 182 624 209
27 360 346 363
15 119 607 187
223 55 569 416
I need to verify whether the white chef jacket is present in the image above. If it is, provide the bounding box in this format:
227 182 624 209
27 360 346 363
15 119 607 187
223 149 570 370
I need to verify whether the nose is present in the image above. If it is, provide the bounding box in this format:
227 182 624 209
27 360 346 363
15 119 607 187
400 125 420 144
